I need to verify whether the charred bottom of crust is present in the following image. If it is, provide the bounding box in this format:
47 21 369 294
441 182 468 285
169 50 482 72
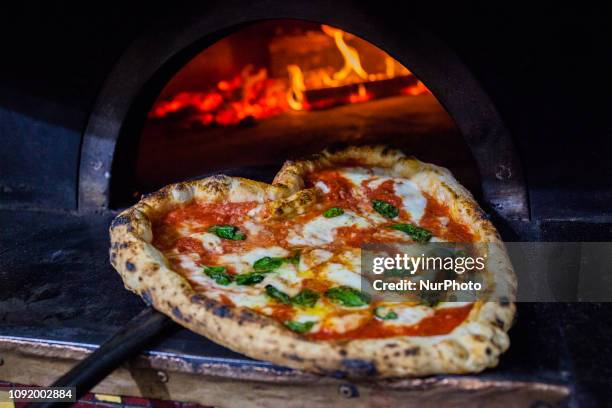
340 359 378 377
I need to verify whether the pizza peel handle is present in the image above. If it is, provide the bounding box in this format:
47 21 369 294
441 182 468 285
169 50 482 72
29 307 174 408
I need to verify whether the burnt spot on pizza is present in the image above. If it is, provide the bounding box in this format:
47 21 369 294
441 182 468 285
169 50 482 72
284 353 304 362
493 317 505 329
338 349 348 357
485 347 492 356
144 190 168 201
237 309 268 325
340 359 377 377
141 290 153 305
190 294 206 304
404 347 420 356
212 305 232 318
172 306 184 320
472 334 487 342
125 261 136 272
385 343 399 348
110 215 131 229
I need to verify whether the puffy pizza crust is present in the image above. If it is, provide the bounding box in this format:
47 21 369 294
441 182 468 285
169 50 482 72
110 146 516 378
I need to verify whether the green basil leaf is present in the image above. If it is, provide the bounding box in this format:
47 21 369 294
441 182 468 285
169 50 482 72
372 200 399 219
265 284 291 304
235 272 265 286
286 250 301 265
323 207 344 218
208 224 246 240
284 320 315 334
291 289 320 308
374 306 398 320
325 286 371 307
388 223 432 243
203 265 233 286
253 256 284 272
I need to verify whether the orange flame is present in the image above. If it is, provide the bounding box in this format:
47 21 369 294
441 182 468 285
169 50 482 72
150 25 429 126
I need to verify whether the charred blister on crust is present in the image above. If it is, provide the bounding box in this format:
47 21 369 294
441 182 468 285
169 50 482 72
341 359 378 377
212 305 232 318
141 290 153 305
493 317 505 329
172 306 183 320
125 261 136 272
385 343 399 348
190 294 234 319
284 353 304 362
110 215 131 229
404 347 420 356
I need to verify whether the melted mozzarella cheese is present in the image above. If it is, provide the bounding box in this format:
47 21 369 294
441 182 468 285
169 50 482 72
339 167 374 187
189 232 223 253
435 301 473 309
387 305 434 326
262 263 302 296
243 220 262 236
299 248 334 272
287 211 371 246
218 246 289 274
393 180 427 222
177 254 200 276
314 181 330 194
325 313 368 333
220 291 269 308
324 262 362 289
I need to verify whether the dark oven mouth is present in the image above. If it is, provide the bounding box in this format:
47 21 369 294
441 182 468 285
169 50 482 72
79 17 528 223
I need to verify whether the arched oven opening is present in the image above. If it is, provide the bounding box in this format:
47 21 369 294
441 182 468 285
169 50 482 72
80 17 527 225
111 20 479 210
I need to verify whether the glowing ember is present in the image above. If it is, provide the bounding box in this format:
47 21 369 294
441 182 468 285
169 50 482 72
149 25 429 126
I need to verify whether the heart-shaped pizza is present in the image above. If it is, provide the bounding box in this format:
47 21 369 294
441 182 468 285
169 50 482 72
110 145 515 377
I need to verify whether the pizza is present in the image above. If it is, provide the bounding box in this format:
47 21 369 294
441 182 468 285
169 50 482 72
110 146 515 378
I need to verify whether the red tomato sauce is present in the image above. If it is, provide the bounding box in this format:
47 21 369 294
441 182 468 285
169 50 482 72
419 194 474 242
307 303 474 341
365 179 404 210
161 201 257 228
305 169 361 208
268 304 295 322
302 278 333 293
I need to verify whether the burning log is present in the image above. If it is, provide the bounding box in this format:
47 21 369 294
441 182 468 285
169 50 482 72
302 75 420 110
